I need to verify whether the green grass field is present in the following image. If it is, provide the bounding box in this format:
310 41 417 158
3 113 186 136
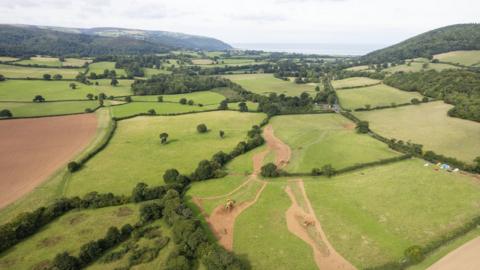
0 64 84 79
384 61 459 73
15 56 62 67
63 58 91 67
270 114 400 172
355 101 480 163
0 100 99 117
0 56 18 62
65 111 266 196
143 67 170 77
337 84 424 109
92 79 133 96
0 80 99 101
233 182 319 270
303 158 480 268
88 62 126 77
111 102 218 118
223 73 318 96
433 50 480 66
0 204 139 270
344 65 371 72
332 77 381 89
132 90 226 105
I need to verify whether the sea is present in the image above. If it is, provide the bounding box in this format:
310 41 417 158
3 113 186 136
231 43 387 56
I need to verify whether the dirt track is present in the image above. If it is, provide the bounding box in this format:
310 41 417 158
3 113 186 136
285 180 356 270
427 236 480 270
0 114 97 209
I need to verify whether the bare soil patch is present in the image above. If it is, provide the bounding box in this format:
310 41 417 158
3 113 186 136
285 179 356 270
0 114 97 209
116 206 134 217
428 236 480 270
68 213 87 225
343 122 355 130
263 125 291 169
37 236 63 248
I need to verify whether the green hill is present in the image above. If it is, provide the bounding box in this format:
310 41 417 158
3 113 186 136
362 24 480 63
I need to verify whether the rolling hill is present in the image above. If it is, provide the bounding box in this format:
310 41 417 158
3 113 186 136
0 24 232 56
362 24 480 63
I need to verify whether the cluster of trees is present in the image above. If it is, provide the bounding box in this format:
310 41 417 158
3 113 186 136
88 69 120 80
42 74 63 80
384 70 480 122
313 77 337 106
0 109 12 118
132 74 228 95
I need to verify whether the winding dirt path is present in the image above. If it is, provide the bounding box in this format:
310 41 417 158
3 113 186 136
427 236 480 270
285 179 356 270
263 125 291 169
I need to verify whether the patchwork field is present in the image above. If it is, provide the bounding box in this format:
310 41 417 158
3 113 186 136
223 73 317 96
337 84 424 109
132 90 226 105
332 77 380 89
0 114 97 208
0 64 84 79
65 111 266 196
303 158 480 268
433 50 480 66
0 204 139 270
270 114 400 172
88 61 126 77
91 79 133 96
0 100 99 117
0 80 99 101
15 56 62 67
356 101 480 163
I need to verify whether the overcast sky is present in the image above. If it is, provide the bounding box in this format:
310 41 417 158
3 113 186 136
0 0 478 46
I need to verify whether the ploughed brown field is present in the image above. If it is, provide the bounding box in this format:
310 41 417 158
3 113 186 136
0 114 97 209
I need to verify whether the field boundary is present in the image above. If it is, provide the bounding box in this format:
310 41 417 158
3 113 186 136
0 105 101 121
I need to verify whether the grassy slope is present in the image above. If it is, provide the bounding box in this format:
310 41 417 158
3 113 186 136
0 80 98 101
0 204 139 270
111 102 218 118
88 62 126 76
0 100 99 117
270 114 400 172
384 61 459 73
332 77 380 89
433 50 480 66
304 158 480 269
223 73 317 96
65 111 266 196
0 64 83 79
143 67 170 77
132 90 226 105
337 84 424 109
355 101 480 163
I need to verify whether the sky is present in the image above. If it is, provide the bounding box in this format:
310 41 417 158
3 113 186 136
0 0 478 47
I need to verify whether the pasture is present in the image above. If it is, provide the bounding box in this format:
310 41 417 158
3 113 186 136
0 100 99 117
336 84 424 110
15 56 62 67
0 204 139 270
111 102 217 118
132 90 226 105
65 111 266 196
0 80 99 101
344 65 371 72
0 64 84 79
223 73 317 96
331 77 380 89
92 79 133 96
355 101 480 163
433 50 480 66
384 61 459 73
303 158 480 268
0 56 18 62
143 67 170 77
270 114 400 172
88 61 126 77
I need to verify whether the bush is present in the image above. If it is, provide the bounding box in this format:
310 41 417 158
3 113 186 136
321 164 335 177
356 121 369 133
0 109 12 118
179 98 187 105
187 100 194 105
157 96 163 102
51 252 81 270
0 74 5 81
404 245 424 263
43 74 51 80
196 124 208 133
67 161 81 172
147 109 156 115
411 98 421 104
261 163 279 177
163 169 180 184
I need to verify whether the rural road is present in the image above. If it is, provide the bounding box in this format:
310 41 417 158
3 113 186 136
427 236 480 270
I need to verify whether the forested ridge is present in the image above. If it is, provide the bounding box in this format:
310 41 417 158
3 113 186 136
362 24 480 63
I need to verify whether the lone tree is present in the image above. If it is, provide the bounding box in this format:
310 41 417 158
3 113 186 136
179 98 187 105
148 109 156 115
219 130 225 138
125 96 132 103
69 83 77 89
86 93 94 100
110 78 119 86
163 168 179 184
411 98 421 104
315 85 320 91
0 109 12 118
159 132 169 144
321 164 335 177
187 100 194 105
261 163 279 177
67 161 81 172
197 124 208 133
53 74 63 80
356 121 369 134
157 96 163 102
43 74 51 80
0 74 5 81
238 102 248 112
218 100 228 110
33 95 45 102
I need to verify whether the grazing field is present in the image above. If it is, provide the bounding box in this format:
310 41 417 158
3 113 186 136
355 101 480 163
88 61 126 76
344 65 371 72
0 100 99 117
270 114 400 172
0 114 97 209
233 182 319 270
192 58 214 65
132 90 226 105
0 80 99 101
143 67 170 77
0 64 84 79
0 56 18 62
332 77 380 89
223 73 317 96
434 50 480 66
337 84 424 109
62 57 91 67
0 204 139 270
92 79 133 96
384 61 459 73
111 102 217 118
15 56 62 67
65 111 266 196
303 158 480 269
